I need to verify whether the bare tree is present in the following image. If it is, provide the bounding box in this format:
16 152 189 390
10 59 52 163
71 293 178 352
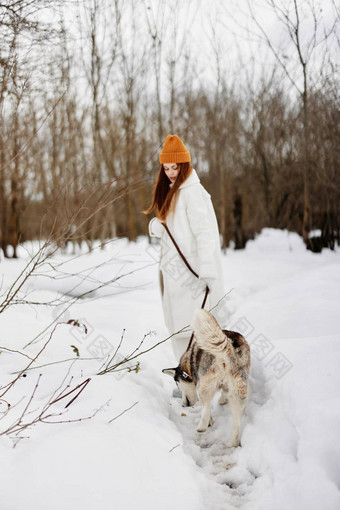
244 0 339 247
143 0 166 143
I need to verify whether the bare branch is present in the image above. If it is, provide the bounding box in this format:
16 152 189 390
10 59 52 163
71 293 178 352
108 401 138 424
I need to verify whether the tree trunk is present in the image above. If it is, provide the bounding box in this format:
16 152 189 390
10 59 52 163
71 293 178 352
9 109 20 258
302 81 311 247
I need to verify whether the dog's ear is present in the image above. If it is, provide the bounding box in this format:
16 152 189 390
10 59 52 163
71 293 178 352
162 368 176 378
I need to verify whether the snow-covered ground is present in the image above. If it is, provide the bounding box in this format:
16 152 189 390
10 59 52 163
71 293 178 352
0 229 340 510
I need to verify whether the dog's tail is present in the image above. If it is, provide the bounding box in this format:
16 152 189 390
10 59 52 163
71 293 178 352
191 309 233 359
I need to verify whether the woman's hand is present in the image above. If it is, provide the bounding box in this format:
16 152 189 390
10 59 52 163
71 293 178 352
148 218 164 238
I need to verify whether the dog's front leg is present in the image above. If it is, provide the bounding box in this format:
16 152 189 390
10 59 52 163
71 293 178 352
197 404 212 432
218 388 228 405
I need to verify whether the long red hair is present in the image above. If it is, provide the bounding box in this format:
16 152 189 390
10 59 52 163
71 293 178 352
144 162 193 221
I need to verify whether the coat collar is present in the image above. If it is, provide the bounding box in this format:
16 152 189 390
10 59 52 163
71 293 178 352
179 169 200 189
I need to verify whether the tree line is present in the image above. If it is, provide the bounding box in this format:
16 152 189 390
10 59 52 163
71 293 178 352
1 0 339 258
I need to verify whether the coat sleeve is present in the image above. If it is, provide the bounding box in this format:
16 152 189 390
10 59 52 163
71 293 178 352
183 185 219 279
148 217 164 238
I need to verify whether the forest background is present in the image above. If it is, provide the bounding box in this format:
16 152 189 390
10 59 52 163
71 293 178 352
1 0 339 258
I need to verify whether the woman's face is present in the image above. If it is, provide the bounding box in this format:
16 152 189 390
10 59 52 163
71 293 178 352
163 163 179 183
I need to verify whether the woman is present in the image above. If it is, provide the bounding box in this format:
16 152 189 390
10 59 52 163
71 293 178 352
145 134 226 361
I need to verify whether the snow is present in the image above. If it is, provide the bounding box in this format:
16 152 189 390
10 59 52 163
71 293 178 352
1 228 340 510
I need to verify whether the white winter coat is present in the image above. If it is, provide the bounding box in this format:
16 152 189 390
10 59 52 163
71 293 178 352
149 169 226 360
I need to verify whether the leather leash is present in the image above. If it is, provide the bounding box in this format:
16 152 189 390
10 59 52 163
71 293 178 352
161 222 210 349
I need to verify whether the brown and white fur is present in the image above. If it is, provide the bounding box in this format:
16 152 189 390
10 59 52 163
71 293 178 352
163 309 250 447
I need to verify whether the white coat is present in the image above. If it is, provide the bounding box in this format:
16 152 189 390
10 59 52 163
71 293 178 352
149 169 227 361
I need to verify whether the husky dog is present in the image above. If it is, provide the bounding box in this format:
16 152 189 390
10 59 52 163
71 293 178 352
163 309 250 447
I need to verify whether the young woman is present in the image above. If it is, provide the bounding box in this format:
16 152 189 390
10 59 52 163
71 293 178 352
145 134 226 361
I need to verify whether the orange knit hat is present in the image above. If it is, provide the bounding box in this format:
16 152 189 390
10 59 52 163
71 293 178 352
159 135 191 164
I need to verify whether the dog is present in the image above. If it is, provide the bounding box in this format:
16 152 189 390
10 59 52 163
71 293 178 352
163 308 250 447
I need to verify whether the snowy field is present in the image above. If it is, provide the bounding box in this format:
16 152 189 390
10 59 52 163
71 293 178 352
0 228 340 510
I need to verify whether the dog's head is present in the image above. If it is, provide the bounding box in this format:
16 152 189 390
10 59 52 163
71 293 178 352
162 367 197 407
